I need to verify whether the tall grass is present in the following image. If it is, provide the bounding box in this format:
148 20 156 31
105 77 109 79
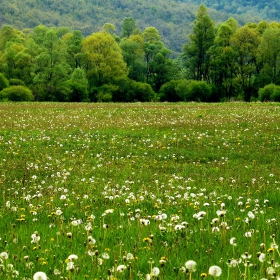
0 102 279 279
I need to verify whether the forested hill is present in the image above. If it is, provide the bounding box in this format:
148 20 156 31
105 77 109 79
0 0 273 53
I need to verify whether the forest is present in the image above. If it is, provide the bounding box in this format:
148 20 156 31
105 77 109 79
1 5 280 102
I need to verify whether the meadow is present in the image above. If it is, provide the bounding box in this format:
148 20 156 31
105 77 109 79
0 102 280 280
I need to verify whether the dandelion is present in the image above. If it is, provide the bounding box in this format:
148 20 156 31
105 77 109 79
185 260 197 272
208 265 222 277
230 237 237 246
68 254 78 261
0 252 8 259
150 267 160 276
245 231 252 238
33 271 47 280
117 264 127 272
259 253 265 263
102 252 110 259
31 232 40 244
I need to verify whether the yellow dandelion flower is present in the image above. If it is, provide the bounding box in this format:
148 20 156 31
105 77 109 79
267 248 274 253
201 272 207 277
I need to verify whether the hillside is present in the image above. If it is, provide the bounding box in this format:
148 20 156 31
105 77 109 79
0 0 271 53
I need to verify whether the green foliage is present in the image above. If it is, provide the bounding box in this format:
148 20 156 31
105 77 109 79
0 73 9 91
113 79 155 102
159 80 182 102
182 5 215 81
258 83 280 102
9 78 25 86
176 79 212 101
82 31 128 87
0 85 34 101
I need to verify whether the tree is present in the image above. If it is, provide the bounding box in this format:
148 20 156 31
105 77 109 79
120 34 146 82
256 27 280 86
121 17 138 38
62 30 85 69
82 31 128 91
209 18 238 100
230 25 260 101
32 27 71 101
182 5 215 81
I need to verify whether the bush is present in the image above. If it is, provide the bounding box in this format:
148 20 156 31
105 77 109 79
175 80 212 102
258 84 276 101
113 79 155 102
271 86 280 102
0 86 34 101
9 79 25 86
0 73 9 91
159 80 182 102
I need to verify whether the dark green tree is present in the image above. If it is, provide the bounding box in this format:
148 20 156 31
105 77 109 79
121 17 138 38
182 5 215 81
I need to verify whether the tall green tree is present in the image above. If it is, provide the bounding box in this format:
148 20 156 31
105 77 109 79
62 30 85 69
209 18 238 100
120 34 146 82
230 25 260 101
182 5 215 81
121 17 138 38
256 27 280 86
32 27 71 101
82 31 128 97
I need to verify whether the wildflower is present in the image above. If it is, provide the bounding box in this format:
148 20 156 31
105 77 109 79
212 227 220 233
200 272 207 277
117 264 127 272
267 267 275 276
31 232 40 244
216 210 226 217
230 237 237 246
68 254 78 261
126 253 134 260
193 211 206 220
245 231 252 238
150 267 160 276
102 252 110 259
248 211 255 219
0 252 8 259
33 271 47 280
241 252 252 259
66 261 75 271
227 259 240 267
185 260 197 272
53 269 61 275
208 265 222 277
259 253 265 263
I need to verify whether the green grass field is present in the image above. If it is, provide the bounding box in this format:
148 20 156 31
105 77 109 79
0 102 280 280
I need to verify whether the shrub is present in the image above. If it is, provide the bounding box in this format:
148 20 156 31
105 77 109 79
174 80 212 102
258 84 276 101
271 86 280 102
0 73 9 91
0 86 34 101
159 80 182 102
9 79 25 86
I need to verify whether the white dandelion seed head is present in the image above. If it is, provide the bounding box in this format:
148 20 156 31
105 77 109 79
185 260 197 272
150 267 160 276
33 271 47 280
67 254 78 261
259 253 265 263
230 237 237 246
208 265 222 277
117 264 127 272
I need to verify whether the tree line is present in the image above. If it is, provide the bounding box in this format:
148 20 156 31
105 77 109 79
0 5 280 102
